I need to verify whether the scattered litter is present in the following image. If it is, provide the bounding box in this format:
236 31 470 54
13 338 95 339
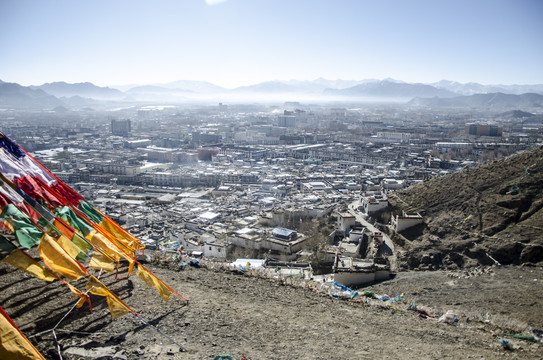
329 282 357 300
505 334 537 342
498 338 514 350
189 259 200 267
415 305 431 316
438 310 459 324
213 355 233 360
529 326 543 342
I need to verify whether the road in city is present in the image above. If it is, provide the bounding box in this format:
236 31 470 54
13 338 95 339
348 199 395 260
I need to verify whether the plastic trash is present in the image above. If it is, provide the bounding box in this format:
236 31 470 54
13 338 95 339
505 334 537 342
438 310 459 324
330 282 356 300
498 338 514 350
213 355 233 360
189 259 200 267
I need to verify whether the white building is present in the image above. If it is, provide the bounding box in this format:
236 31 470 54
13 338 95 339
337 213 356 232
361 195 388 215
391 211 423 232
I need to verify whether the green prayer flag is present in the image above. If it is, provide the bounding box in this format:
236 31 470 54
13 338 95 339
55 206 93 237
0 235 17 254
71 233 93 262
78 201 104 224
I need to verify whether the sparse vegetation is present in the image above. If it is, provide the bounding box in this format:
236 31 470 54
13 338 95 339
390 147 543 270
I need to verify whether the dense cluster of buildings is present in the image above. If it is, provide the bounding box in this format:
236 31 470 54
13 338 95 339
1 102 541 264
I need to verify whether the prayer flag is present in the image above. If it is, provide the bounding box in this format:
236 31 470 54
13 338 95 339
0 235 16 253
39 234 87 281
89 252 115 273
78 200 104 224
1 204 42 248
55 206 93 237
0 306 46 360
85 276 132 319
71 233 93 262
57 235 82 260
136 265 173 302
2 249 57 282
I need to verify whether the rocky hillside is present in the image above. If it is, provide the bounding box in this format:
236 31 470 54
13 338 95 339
388 146 543 270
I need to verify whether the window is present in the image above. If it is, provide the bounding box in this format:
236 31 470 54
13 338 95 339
209 247 212 251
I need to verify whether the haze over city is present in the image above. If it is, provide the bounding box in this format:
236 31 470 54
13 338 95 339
2 1 543 359
1 0 542 88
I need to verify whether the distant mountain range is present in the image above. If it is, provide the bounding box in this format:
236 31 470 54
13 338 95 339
1 78 543 110
324 81 456 99
0 80 64 109
30 81 124 100
408 92 543 109
430 80 543 96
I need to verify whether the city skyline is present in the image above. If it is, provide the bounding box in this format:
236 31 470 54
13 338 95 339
1 0 542 88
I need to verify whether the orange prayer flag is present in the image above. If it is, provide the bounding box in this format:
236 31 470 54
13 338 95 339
53 218 75 239
84 276 133 319
38 234 88 281
0 306 46 360
136 265 173 302
2 249 57 282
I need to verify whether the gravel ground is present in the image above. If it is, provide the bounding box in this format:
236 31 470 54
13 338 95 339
1 260 542 360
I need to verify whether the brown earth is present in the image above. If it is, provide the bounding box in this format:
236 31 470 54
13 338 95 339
388 146 543 270
1 257 542 360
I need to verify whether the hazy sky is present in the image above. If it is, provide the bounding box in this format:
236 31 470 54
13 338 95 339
1 0 542 88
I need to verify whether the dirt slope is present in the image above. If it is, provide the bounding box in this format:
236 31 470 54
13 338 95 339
1 259 542 360
388 146 543 270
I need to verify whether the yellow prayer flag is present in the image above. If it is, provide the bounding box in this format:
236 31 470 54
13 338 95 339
136 265 173 302
87 230 137 275
38 234 87 281
95 225 138 259
2 249 57 282
0 307 46 360
100 218 133 247
128 258 135 275
71 232 93 254
87 230 122 262
89 252 115 273
57 235 81 259
65 283 87 309
85 276 133 319
106 296 132 319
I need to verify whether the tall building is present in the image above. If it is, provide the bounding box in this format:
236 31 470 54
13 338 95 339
111 119 131 136
465 123 502 137
278 115 296 127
